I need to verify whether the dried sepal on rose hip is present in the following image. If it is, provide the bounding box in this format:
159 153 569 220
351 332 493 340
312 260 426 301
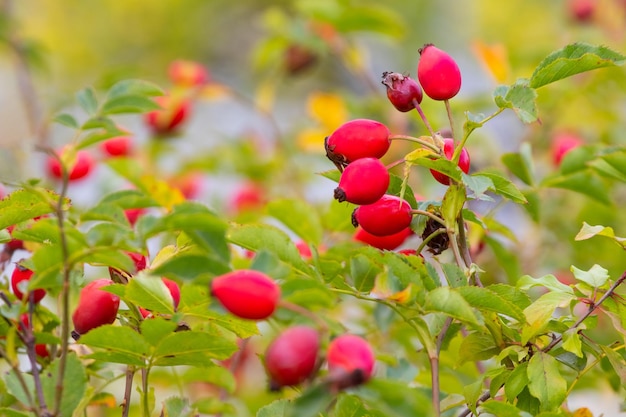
352 195 413 237
265 326 321 390
210 270 280 320
334 158 390 205
326 334 375 389
417 44 462 101
381 71 423 112
429 138 470 185
325 119 391 170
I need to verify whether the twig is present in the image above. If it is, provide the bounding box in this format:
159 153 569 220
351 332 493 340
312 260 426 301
122 366 136 417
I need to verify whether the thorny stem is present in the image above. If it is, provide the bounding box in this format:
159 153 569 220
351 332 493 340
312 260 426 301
456 270 626 416
444 100 456 143
412 98 437 139
389 135 441 153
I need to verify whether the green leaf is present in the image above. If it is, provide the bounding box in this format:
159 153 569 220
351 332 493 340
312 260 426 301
589 149 626 183
76 129 126 150
153 331 237 366
227 223 311 275
505 362 529 402
441 183 466 229
502 142 535 186
480 400 532 417
458 285 526 322
257 399 289 417
76 87 98 115
267 198 323 244
441 262 466 288
530 43 626 89
162 396 191 417
53 113 79 129
475 172 528 204
517 274 575 295
527 352 567 411
351 254 380 293
284 383 334 417
0 409 30 417
80 325 150 366
151 252 230 281
600 345 626 390
0 188 67 230
462 379 484 416
335 394 369 417
101 95 162 115
459 332 499 364
462 173 494 202
335 6 405 38
570 264 609 288
106 79 164 100
182 365 237 394
126 273 176 314
542 170 611 205
41 353 87 417
521 292 576 344
357 378 433 417
493 79 538 124
575 222 626 249
140 317 178 347
424 287 480 326
562 328 583 358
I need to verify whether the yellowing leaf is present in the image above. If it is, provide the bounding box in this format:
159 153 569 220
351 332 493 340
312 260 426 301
472 41 510 83
307 92 347 130
371 281 412 304
140 175 185 211
573 407 593 417
297 127 327 153
149 244 177 270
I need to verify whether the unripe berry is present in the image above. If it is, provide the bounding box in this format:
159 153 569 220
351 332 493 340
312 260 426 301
72 278 120 338
381 72 423 112
211 270 280 320
353 226 412 251
100 135 133 157
417 44 462 101
47 150 94 181
325 119 390 168
334 158 390 205
352 195 413 237
327 334 375 388
265 326 320 389
11 264 46 303
429 138 470 185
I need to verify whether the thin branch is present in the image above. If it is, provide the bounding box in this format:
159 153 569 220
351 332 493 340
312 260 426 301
121 366 136 417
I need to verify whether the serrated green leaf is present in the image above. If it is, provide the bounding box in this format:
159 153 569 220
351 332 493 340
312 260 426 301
521 292 576 344
41 353 87 417
476 172 527 204
351 254 379 293
126 273 175 314
458 285 526 322
530 43 626 89
141 317 178 347
480 399 532 417
462 173 494 202
0 188 67 230
575 222 626 248
357 378 433 417
571 264 609 288
462 379 484 416
153 331 237 366
76 130 126 150
600 345 626 390
257 399 289 417
459 332 499 364
106 79 164 100
502 142 535 186
101 95 162 115
493 79 538 124
151 252 230 281
162 396 190 417
76 87 98 115
562 328 583 358
424 287 480 326
267 198 323 244
505 362 529 402
517 274 575 294
527 352 567 411
543 170 611 205
80 325 150 366
441 183 466 230
182 365 237 394
335 394 368 417
53 113 79 129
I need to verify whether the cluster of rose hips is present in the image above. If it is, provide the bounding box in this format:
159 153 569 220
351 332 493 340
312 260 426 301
210 269 375 390
326 44 469 253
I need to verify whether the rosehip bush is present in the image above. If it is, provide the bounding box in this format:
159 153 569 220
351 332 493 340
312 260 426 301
0 7 625 417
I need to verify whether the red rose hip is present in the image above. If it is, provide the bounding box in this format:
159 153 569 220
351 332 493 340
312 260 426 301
144 95 190 135
139 277 181 318
100 135 133 157
325 119 390 168
265 326 320 389
334 158 390 205
211 270 280 320
354 226 412 251
418 44 462 101
72 278 120 338
11 264 46 303
551 131 583 166
352 195 413 237
429 138 470 185
327 334 375 388
381 72 423 112
47 150 94 181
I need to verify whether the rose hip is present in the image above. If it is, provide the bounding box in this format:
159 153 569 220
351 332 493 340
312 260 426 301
72 278 120 338
353 226 412 251
429 138 470 185
334 158 389 205
211 270 280 320
352 195 413 237
381 72 423 112
325 119 390 168
47 150 94 181
11 264 46 304
418 44 462 101
265 326 320 389
327 334 375 388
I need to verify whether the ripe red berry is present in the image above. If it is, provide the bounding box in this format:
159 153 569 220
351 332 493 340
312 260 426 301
417 44 462 101
124 208 146 226
325 119 390 168
381 72 423 112
334 158 390 205
144 95 190 135
72 278 120 338
18 314 51 358
100 135 133 157
211 270 280 320
229 182 266 214
168 59 210 87
327 334 375 388
5 224 25 253
108 251 147 281
265 326 320 389
47 150 94 181
568 0 595 22
353 226 412 251
353 195 413 237
139 277 181 318
551 131 583 166
11 264 46 303
429 138 470 185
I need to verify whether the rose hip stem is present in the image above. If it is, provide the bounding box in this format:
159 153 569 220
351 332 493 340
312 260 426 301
411 98 437 139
